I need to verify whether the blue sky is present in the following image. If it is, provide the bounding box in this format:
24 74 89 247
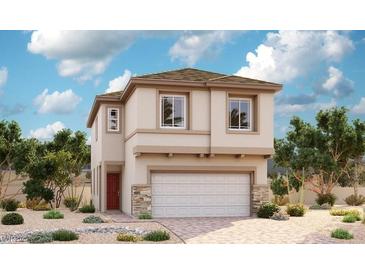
0 30 364 142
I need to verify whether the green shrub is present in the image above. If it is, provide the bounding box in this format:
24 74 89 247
286 203 306 217
82 215 104 223
117 233 140 242
1 212 24 225
316 193 336 206
79 202 95 213
342 214 358 223
143 230 170 242
309 203 332 210
52 229 79 241
330 208 361 217
257 202 280 218
27 232 54 243
270 176 288 197
1 198 19 211
43 210 64 219
345 194 365 206
331 228 353 240
138 212 152 219
22 179 54 204
63 196 78 210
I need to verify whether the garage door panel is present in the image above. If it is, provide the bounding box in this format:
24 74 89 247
152 206 250 218
152 183 249 195
153 195 250 206
151 172 251 217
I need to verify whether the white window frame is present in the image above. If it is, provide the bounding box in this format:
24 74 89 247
107 107 120 132
160 94 187 129
228 97 253 131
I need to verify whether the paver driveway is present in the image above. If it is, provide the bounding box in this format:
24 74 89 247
157 210 365 244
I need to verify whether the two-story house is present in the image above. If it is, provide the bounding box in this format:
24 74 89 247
87 68 282 217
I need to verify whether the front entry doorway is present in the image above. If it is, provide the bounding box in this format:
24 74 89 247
107 173 120 210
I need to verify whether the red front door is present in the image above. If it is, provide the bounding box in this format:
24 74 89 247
107 173 120 210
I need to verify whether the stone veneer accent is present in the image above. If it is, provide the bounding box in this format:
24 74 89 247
131 184 151 216
252 184 269 213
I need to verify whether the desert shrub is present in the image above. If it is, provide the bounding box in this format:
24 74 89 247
18 201 26 208
22 179 54 204
138 212 152 219
330 208 361 217
143 230 170 242
52 229 78 241
1 198 19 211
27 232 53 243
272 195 289 206
43 210 64 219
342 214 358 223
257 202 280 218
316 193 336 206
33 201 51 211
345 194 365 206
286 203 306 217
79 201 95 213
1 212 24 225
117 233 140 242
309 203 332 210
271 176 288 196
331 228 353 240
270 211 289 221
25 198 41 209
83 215 104 223
63 196 78 210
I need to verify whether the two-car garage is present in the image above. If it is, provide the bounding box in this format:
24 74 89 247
151 172 251 218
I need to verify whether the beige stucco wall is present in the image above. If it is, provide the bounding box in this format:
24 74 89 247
91 86 275 213
120 153 268 215
91 103 124 211
125 91 138 136
210 90 274 148
269 185 365 205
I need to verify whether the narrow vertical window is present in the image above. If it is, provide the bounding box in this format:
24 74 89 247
160 95 186 128
107 108 119 132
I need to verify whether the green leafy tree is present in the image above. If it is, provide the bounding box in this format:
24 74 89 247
22 129 90 208
274 107 365 199
0 120 27 200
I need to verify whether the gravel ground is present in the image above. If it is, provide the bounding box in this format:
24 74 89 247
0 209 182 244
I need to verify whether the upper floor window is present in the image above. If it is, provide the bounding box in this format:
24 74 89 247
160 95 186 129
228 98 252 131
107 108 119 132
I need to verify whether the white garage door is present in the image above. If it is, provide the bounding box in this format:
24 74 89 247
151 172 250 218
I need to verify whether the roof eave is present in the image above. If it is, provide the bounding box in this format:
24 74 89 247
86 96 121 128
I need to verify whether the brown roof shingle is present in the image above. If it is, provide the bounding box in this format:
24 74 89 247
134 68 226 82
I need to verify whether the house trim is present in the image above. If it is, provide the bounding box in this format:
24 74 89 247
132 145 274 155
124 128 210 142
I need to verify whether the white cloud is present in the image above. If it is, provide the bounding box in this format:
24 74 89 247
27 31 138 81
276 99 336 116
352 97 365 114
318 66 354 98
105 70 132 93
30 121 65 140
0 67 8 88
236 31 354 83
33 89 81 114
169 31 236 66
